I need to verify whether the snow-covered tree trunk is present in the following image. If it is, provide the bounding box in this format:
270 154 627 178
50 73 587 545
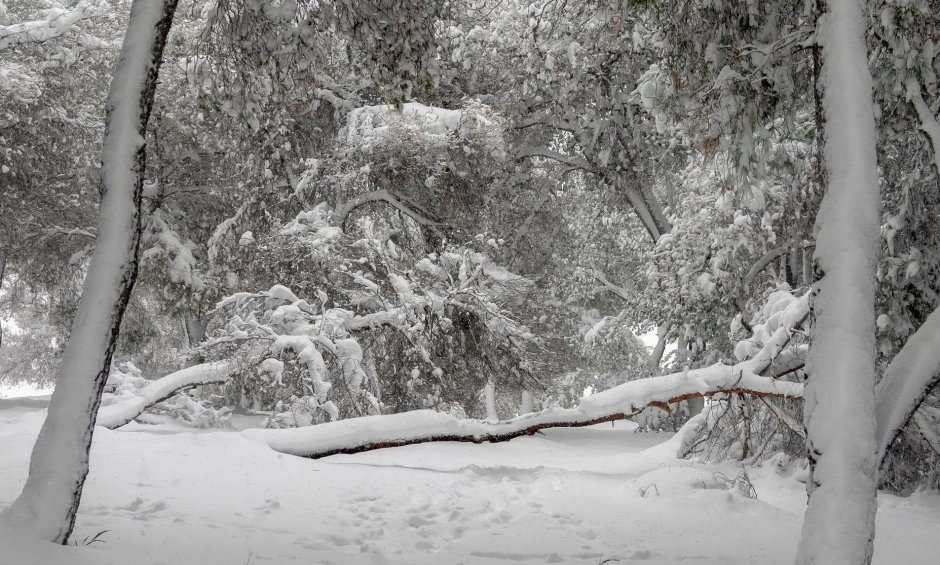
520 391 534 415
648 324 670 374
796 1 881 563
484 379 498 422
184 314 208 348
0 0 178 544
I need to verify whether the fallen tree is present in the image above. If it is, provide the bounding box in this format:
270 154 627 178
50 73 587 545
241 365 803 458
100 289 812 457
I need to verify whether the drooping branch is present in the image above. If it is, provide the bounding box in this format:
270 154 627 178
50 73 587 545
242 362 803 459
96 361 235 429
744 246 787 289
758 396 806 439
874 304 940 465
907 78 940 177
334 189 443 232
516 146 593 171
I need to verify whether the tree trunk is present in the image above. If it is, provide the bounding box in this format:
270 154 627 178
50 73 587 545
796 1 881 563
739 394 751 460
649 323 671 374
183 314 208 348
520 390 534 415
0 0 178 544
484 379 498 422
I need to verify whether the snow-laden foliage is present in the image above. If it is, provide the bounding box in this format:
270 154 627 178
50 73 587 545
200 203 537 423
4 5 940 549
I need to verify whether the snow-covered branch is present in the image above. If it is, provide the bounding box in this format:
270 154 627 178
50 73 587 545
242 363 803 459
239 292 809 458
516 146 592 171
96 361 236 429
0 2 97 50
744 246 787 289
907 78 940 177
334 189 442 230
874 305 940 464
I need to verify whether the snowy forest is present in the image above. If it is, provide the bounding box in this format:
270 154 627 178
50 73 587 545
1 0 939 563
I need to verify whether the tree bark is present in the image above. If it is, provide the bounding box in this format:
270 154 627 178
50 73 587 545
796 1 881 563
0 0 178 544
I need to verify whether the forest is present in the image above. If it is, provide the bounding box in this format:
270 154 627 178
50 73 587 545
1 0 939 564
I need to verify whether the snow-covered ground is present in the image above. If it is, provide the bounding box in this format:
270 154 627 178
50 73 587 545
1 398 938 564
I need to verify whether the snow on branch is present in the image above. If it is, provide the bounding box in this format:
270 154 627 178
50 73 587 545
743 246 787 289
96 361 235 429
875 304 940 464
242 362 803 459
907 78 940 177
516 145 593 171
0 1 97 50
334 189 443 230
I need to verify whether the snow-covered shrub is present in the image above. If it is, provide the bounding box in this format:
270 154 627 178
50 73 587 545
149 392 234 429
101 361 149 404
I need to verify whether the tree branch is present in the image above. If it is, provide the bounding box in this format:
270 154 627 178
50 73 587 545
516 146 593 171
0 1 97 50
242 361 803 459
907 77 940 178
875 303 940 465
334 189 444 232
96 361 236 429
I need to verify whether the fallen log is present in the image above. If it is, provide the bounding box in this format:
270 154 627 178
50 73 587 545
242 363 803 459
